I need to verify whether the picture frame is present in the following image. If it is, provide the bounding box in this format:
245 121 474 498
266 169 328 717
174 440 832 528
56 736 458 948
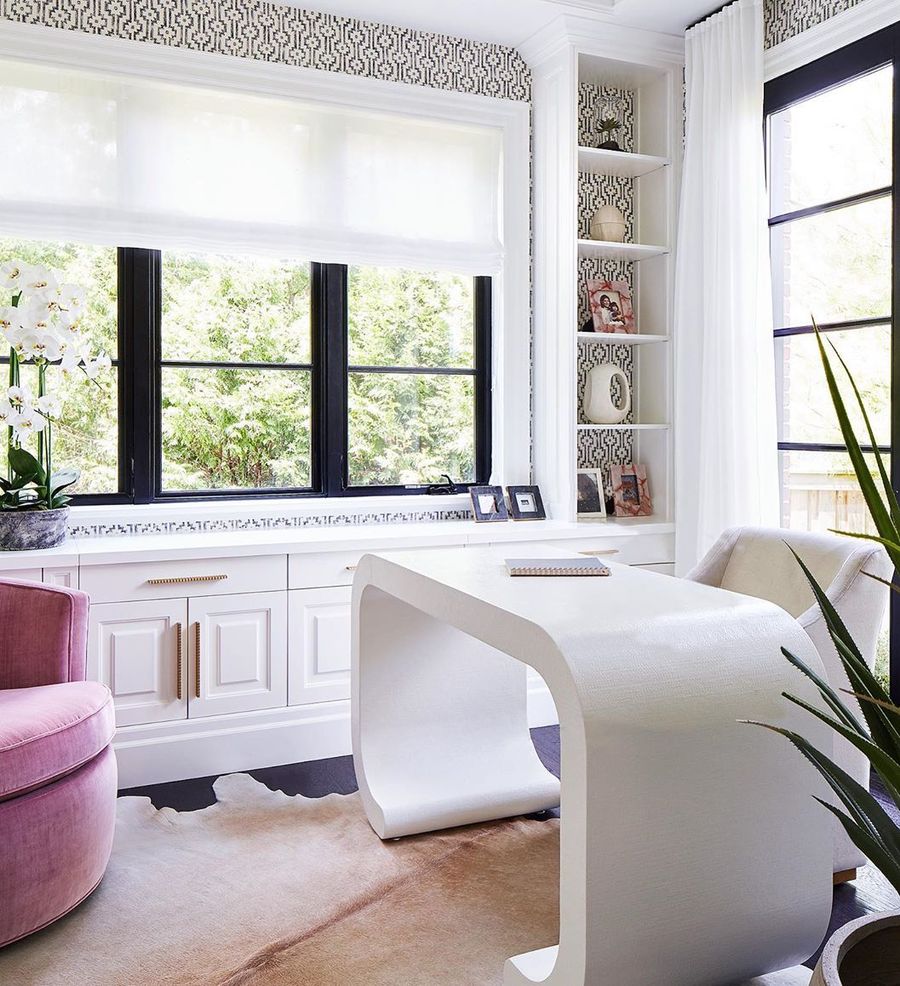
507 485 546 521
576 469 607 519
585 279 636 334
610 464 652 518
469 485 509 523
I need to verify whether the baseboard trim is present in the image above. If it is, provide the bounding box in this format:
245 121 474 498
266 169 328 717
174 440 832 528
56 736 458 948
115 683 560 788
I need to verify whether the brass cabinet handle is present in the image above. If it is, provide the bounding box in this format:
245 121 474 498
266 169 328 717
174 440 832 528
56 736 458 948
578 549 620 557
194 621 201 699
146 574 229 586
175 622 183 701
345 564 358 572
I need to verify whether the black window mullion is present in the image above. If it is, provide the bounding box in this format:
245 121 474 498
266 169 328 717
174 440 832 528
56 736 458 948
319 263 348 496
474 276 492 485
891 25 900 704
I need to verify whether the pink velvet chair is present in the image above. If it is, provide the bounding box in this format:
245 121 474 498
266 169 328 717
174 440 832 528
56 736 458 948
0 579 116 948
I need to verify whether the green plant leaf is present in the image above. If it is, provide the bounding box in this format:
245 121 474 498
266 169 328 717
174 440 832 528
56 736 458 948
781 646 868 736
49 469 79 498
814 799 900 896
7 446 46 486
827 333 900 532
828 529 900 556
813 323 900 568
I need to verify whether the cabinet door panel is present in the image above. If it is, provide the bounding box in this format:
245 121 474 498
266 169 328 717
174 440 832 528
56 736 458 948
89 599 188 726
43 566 78 588
289 586 352 706
189 591 287 718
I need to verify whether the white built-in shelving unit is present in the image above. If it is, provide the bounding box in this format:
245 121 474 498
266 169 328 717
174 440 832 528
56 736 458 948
526 20 683 533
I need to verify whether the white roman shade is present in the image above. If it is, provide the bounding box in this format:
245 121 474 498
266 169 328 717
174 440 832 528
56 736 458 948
0 59 504 273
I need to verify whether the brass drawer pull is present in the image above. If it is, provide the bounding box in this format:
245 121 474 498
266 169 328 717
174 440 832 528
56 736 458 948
146 574 229 586
194 621 201 699
175 622 183 701
345 564 358 572
578 549 620 557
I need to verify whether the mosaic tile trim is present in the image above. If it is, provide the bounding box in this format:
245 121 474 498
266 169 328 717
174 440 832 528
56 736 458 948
764 0 865 49
0 0 531 101
68 505 473 539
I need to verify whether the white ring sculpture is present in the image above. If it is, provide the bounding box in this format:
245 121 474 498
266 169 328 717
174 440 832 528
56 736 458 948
352 548 832 986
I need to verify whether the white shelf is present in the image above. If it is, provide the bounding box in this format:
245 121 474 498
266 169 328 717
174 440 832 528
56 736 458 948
577 146 670 178
577 332 669 345
577 423 669 431
577 239 668 262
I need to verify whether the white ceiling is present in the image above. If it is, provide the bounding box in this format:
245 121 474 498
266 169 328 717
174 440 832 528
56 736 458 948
287 0 720 48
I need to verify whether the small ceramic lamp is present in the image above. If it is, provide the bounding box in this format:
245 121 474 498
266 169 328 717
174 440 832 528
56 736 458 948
589 204 627 242
583 363 631 424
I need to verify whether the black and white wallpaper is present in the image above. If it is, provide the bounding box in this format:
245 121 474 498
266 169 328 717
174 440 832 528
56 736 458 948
764 0 865 49
0 0 531 101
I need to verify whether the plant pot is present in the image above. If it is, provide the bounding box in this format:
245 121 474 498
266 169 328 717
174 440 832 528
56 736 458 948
0 506 70 551
812 910 900 985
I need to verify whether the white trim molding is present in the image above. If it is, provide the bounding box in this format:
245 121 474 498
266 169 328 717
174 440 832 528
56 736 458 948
765 0 899 81
0 18 533 492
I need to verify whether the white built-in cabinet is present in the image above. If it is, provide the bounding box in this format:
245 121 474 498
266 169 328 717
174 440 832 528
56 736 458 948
288 586 353 706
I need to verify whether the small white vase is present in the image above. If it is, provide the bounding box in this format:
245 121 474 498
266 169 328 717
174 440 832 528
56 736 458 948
583 364 630 424
589 204 627 242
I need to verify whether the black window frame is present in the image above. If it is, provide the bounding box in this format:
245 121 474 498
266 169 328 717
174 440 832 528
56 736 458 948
764 21 900 699
5 249 492 504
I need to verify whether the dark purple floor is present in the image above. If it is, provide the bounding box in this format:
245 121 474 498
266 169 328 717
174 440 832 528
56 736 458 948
120 724 898 969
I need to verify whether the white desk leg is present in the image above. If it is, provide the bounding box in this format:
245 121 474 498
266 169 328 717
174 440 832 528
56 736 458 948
352 585 560 838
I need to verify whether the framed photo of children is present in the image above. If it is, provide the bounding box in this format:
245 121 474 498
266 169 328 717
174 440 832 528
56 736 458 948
610 464 652 517
585 280 636 334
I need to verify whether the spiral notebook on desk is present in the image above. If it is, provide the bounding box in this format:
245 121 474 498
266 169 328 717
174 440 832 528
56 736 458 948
505 557 611 577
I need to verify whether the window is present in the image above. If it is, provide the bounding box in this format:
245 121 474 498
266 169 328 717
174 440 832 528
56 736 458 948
765 23 899 695
0 240 491 501
0 56 509 503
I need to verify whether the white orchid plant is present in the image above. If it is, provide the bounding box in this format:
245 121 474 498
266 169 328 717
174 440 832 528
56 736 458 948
0 259 110 511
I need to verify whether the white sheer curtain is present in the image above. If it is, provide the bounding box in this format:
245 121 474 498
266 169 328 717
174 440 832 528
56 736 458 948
0 59 503 274
674 0 779 574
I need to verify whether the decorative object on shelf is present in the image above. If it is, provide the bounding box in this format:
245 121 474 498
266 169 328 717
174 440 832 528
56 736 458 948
506 485 545 521
589 204 627 243
586 279 635 334
469 485 509 523
610 464 652 517
595 94 627 151
0 259 111 550
426 474 459 495
583 363 631 425
576 469 606 519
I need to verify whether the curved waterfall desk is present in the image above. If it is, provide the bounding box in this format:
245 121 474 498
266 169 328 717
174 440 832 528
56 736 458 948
351 548 832 986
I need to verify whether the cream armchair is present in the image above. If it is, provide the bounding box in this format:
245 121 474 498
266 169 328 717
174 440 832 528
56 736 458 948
686 526 892 880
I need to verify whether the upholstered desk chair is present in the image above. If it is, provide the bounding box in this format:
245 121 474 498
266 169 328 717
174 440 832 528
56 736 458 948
0 579 117 948
686 527 891 881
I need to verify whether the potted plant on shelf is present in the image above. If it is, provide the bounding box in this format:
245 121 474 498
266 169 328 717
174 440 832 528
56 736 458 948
0 259 110 550
748 323 900 984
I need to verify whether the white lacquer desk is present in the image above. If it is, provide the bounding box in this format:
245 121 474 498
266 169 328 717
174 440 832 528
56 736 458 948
351 548 831 986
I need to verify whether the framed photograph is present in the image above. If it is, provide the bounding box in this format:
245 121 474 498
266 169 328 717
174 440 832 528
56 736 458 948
585 280 636 334
469 485 509 523
576 470 607 519
507 485 546 521
610 464 652 518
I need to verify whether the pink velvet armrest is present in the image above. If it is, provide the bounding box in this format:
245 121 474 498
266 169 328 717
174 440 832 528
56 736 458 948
0 580 89 689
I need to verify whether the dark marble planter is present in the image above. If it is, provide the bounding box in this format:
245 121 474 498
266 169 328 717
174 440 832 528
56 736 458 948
0 507 69 551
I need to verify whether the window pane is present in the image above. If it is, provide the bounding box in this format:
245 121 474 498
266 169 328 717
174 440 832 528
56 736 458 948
769 65 892 214
348 266 474 369
348 372 475 486
0 237 118 495
160 368 311 491
780 449 889 535
776 326 890 446
161 252 311 365
771 196 891 328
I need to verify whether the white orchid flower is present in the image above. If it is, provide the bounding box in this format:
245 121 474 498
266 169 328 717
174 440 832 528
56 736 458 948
35 393 63 418
19 265 59 301
0 260 27 293
17 329 63 363
0 400 15 426
0 305 18 337
83 352 112 380
57 283 86 316
7 385 32 408
12 407 47 440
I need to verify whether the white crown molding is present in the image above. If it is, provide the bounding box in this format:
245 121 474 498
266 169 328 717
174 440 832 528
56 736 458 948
519 12 684 70
765 0 899 81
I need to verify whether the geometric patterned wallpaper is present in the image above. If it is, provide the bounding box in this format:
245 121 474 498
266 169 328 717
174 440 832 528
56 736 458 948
764 0 866 49
0 0 531 102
